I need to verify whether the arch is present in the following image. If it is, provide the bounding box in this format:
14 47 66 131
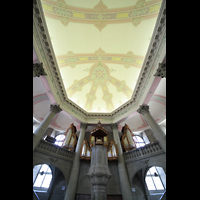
33 163 68 200
131 169 147 200
144 165 166 199
33 160 70 184
128 152 166 184
33 164 53 193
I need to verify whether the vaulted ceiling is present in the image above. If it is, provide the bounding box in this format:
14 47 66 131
33 0 166 131
40 0 162 113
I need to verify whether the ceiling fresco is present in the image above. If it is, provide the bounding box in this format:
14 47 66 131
40 0 162 113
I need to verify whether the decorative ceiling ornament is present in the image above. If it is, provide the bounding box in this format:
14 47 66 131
93 0 108 13
41 0 162 31
132 17 144 27
58 16 69 26
56 0 68 9
57 49 144 69
65 62 133 113
135 0 146 9
33 0 166 121
94 20 107 31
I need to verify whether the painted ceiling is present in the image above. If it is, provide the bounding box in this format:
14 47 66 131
40 0 162 113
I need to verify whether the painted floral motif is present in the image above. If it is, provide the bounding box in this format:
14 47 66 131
94 0 108 13
94 20 107 31
42 0 161 31
66 62 133 112
58 16 69 26
135 0 146 8
57 48 144 68
132 17 144 27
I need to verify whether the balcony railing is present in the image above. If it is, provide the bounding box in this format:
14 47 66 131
123 141 165 163
35 139 75 161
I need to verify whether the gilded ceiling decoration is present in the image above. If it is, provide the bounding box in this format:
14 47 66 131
66 62 133 112
42 0 161 31
56 48 144 68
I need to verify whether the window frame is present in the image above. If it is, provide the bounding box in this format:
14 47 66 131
132 135 145 148
54 134 66 146
145 166 166 193
33 164 53 193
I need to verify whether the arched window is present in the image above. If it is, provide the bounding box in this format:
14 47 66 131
54 134 65 146
145 166 166 194
33 164 52 192
132 136 145 148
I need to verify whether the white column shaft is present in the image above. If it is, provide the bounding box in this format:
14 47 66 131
142 112 166 152
111 124 133 200
64 123 87 200
33 111 56 151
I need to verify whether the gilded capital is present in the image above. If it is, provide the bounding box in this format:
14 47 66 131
80 123 88 130
33 62 47 77
50 104 62 114
137 105 150 115
110 123 118 130
154 63 166 78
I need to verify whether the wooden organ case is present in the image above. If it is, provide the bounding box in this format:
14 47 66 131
121 124 136 152
80 121 118 161
62 123 78 151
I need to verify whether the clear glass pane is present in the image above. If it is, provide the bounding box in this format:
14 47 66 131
152 176 164 190
137 143 145 147
145 177 156 190
41 174 52 188
55 141 62 146
34 173 44 187
147 170 151 175
55 135 65 146
40 164 49 173
133 136 138 142
33 165 42 183
149 166 157 175
46 166 51 173
156 167 166 188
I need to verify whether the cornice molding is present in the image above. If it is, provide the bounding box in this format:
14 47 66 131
33 0 166 122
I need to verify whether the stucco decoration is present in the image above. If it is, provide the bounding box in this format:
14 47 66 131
154 63 166 78
33 62 47 77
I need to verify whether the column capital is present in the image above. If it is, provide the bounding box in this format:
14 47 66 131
33 62 47 77
50 104 62 114
80 123 87 129
137 105 150 115
154 63 166 78
110 123 118 130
